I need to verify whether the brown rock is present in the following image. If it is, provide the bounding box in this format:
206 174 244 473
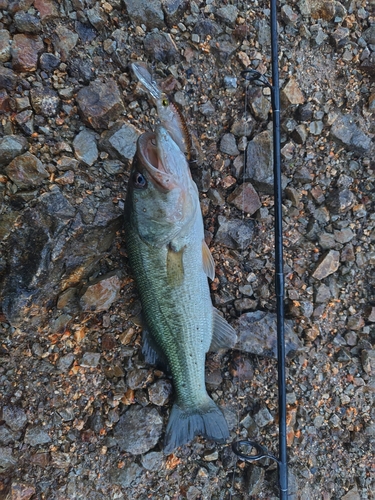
280 78 305 106
5 152 49 189
76 79 125 130
310 0 335 21
11 34 44 72
0 89 12 113
53 26 78 61
0 29 11 63
7 0 33 13
30 87 60 117
227 182 261 215
33 0 59 20
80 272 121 312
312 250 340 280
10 482 36 500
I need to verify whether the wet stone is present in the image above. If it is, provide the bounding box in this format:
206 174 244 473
24 426 51 446
5 152 49 189
227 182 261 215
281 78 305 106
0 29 11 63
30 87 60 117
215 215 255 250
80 272 121 312
99 122 141 162
237 311 302 358
144 32 179 64
312 250 340 280
0 135 28 168
123 0 165 29
80 352 101 368
11 34 44 72
245 130 274 194
330 114 371 154
0 447 17 471
76 79 125 131
73 128 98 166
219 133 239 156
148 379 172 406
140 451 164 471
326 188 355 214
13 11 41 33
113 405 163 455
52 26 78 62
2 406 27 431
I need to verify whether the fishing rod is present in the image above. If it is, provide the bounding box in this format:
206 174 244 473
231 0 288 498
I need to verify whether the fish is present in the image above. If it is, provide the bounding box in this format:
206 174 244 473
130 62 193 161
124 125 237 453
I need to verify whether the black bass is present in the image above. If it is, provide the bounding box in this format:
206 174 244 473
124 125 237 453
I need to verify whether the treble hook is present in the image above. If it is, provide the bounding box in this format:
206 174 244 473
241 69 272 89
232 439 279 464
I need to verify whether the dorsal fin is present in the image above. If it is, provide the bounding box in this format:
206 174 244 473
202 240 215 280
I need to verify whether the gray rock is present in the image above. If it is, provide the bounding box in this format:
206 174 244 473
315 283 331 303
15 110 34 136
5 152 49 189
362 26 375 45
148 379 173 406
110 462 143 487
87 5 108 30
312 250 340 280
219 133 239 156
230 116 255 137
246 465 265 496
318 232 336 249
30 87 60 117
0 66 18 91
76 79 125 131
216 5 238 25
245 130 274 193
309 120 324 135
99 122 141 162
162 0 189 28
39 52 61 71
237 311 302 358
0 29 11 63
330 27 350 49
0 426 15 446
141 451 164 471
227 182 261 215
56 353 75 372
223 76 237 89
123 0 165 29
254 407 274 427
73 128 98 166
247 87 271 121
2 406 27 431
330 114 371 154
80 352 101 368
333 228 354 243
326 188 356 214
127 368 151 390
24 426 51 446
52 26 78 62
0 447 17 471
13 11 41 34
144 32 179 63
281 4 299 25
215 215 255 250
0 135 28 168
113 406 163 455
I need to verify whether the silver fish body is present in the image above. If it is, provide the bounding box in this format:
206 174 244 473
124 125 236 453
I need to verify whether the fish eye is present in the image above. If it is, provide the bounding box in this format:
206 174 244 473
162 97 169 107
132 171 147 189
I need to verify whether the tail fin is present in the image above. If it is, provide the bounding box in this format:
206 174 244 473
164 397 229 454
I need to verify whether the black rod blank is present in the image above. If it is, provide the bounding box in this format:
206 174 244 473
232 1 288 497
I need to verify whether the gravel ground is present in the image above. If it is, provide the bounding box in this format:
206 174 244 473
0 0 374 499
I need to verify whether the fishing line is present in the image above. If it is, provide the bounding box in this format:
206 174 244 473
231 0 289 498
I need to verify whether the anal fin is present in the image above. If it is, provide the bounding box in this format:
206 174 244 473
202 240 215 280
209 308 238 351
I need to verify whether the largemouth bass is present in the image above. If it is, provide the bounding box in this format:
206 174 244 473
124 125 237 453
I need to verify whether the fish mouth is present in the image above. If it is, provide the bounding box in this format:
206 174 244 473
137 126 188 191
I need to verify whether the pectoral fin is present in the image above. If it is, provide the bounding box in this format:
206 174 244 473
167 246 184 286
209 308 238 351
202 240 215 280
142 327 170 372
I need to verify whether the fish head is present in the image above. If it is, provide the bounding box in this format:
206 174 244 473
125 125 198 246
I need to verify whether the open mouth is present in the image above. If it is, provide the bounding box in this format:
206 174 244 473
137 131 174 191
